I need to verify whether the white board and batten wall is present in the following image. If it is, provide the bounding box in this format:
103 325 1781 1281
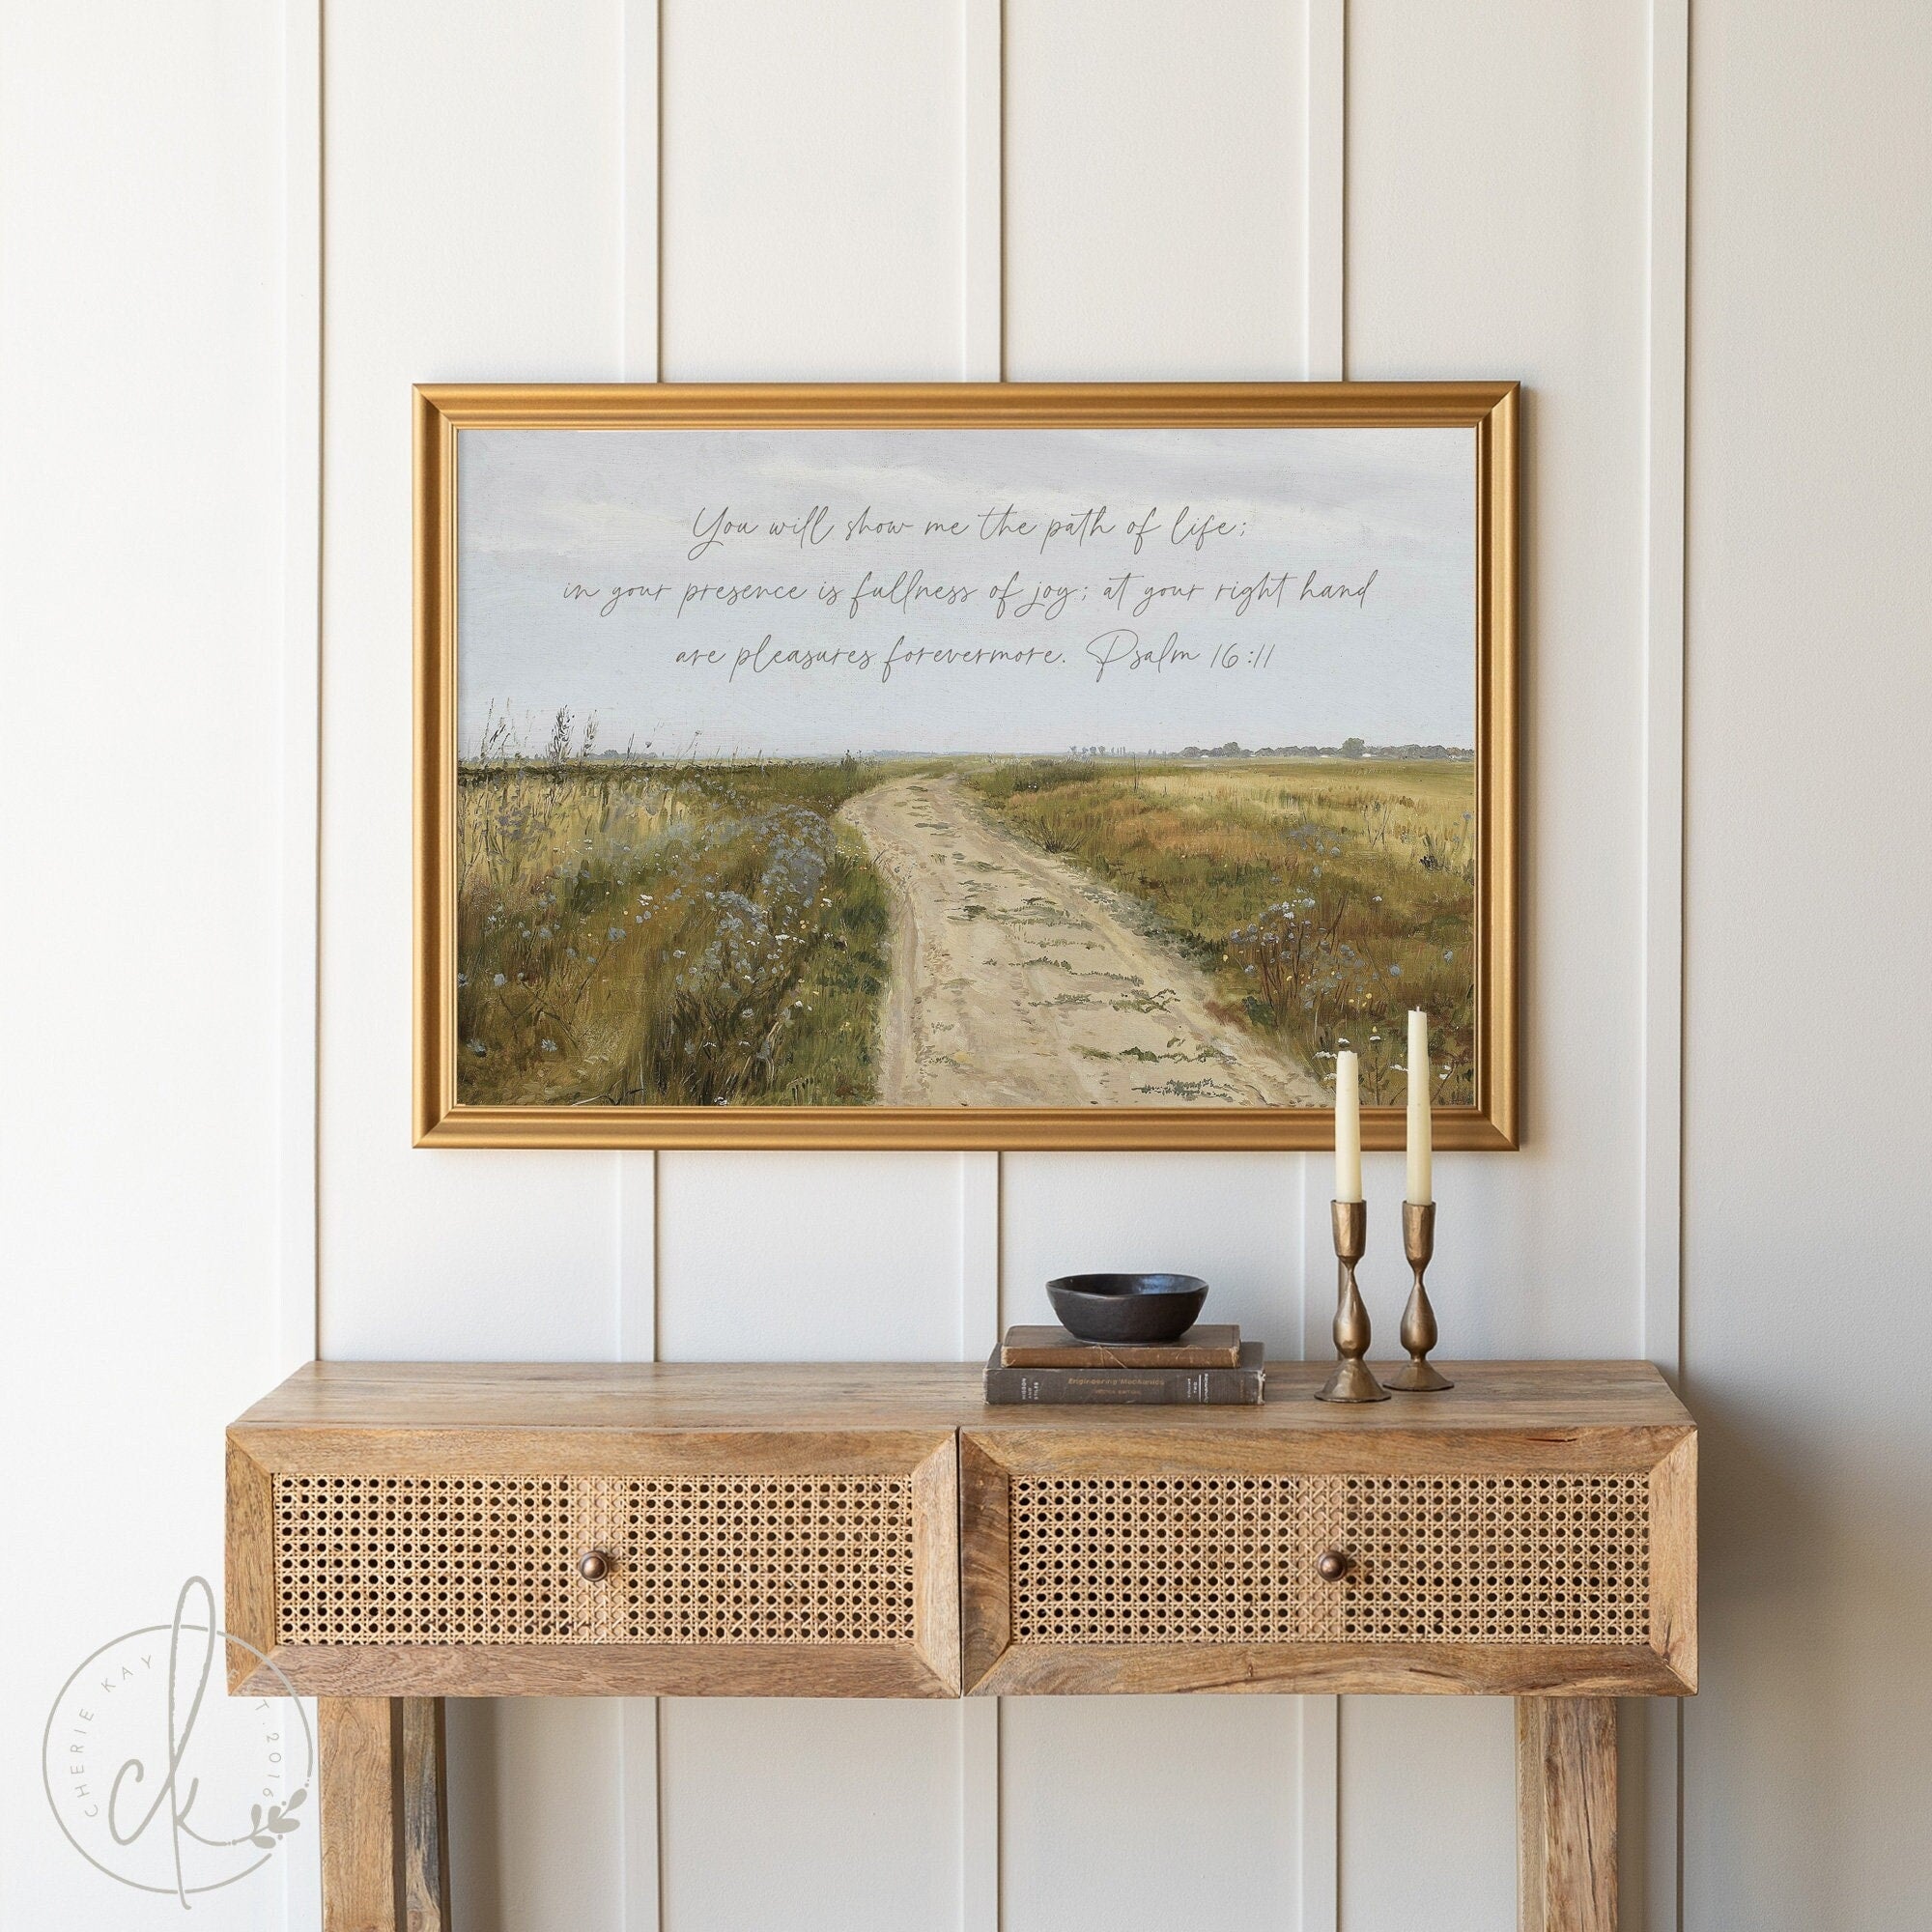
331 6 1649 1927
4 1 1929 1928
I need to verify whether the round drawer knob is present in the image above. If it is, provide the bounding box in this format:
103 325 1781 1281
578 1549 613 1582
1316 1548 1351 1582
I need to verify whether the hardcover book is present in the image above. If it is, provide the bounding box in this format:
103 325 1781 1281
983 1341 1264 1406
997 1323 1243 1370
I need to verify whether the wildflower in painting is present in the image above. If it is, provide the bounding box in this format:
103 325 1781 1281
456 755 893 1108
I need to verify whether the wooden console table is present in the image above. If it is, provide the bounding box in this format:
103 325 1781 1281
226 1360 1694 1931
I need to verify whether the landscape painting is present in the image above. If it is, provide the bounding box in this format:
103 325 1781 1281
416 384 1517 1149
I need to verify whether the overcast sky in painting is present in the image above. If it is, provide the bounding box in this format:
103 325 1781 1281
456 425 1476 757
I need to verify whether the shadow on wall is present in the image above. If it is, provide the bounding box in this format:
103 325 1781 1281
446 1699 504 1932
1686 1379 1932 1926
444 1697 625 1932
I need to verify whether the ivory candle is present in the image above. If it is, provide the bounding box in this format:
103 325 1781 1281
1334 1049 1362 1202
1406 1009 1433 1205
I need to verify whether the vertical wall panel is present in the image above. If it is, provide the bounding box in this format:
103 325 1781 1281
657 1151 966 1360
0 3 288 1925
1683 3 1932 1927
321 7 628 1928
445 1700 628 1932
655 6 972 1925
1005 0 1305 379
321 0 627 1360
999 3 1315 1922
659 1700 964 1932
1336 1697 1515 1928
1344 4 1652 1925
1002 1699 1296 1932
660 0 964 381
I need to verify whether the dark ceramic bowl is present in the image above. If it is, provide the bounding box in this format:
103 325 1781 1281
1045 1272 1210 1345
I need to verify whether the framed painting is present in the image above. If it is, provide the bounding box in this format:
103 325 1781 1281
414 383 1517 1150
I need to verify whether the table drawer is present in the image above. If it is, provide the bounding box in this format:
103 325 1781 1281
963 1434 1694 1695
1321 1472 1652 1646
228 1435 960 1697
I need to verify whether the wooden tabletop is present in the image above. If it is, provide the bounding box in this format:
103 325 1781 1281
234 1359 1691 1439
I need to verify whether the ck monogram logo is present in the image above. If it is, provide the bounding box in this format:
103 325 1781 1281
42 1577 313 1906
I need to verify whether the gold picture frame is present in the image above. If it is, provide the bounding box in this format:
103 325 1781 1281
414 382 1518 1150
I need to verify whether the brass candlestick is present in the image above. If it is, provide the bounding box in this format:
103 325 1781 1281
1384 1201 1453 1392
1318 1200 1388 1403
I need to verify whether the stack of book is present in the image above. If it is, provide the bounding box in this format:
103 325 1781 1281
982 1324 1264 1406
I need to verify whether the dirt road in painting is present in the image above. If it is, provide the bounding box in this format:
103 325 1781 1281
838 775 1322 1107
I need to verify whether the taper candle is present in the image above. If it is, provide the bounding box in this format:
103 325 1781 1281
1406 1009 1433 1205
1334 1049 1362 1202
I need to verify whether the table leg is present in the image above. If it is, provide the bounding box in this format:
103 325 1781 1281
1517 1696 1617 1931
318 1696 451 1932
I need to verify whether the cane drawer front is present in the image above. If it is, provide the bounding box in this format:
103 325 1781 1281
229 1431 960 1698
961 1429 1695 1697
273 1473 601 1645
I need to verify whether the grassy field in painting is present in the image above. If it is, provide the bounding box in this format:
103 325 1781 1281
457 747 1478 1110
963 756 1477 1104
456 757 899 1107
